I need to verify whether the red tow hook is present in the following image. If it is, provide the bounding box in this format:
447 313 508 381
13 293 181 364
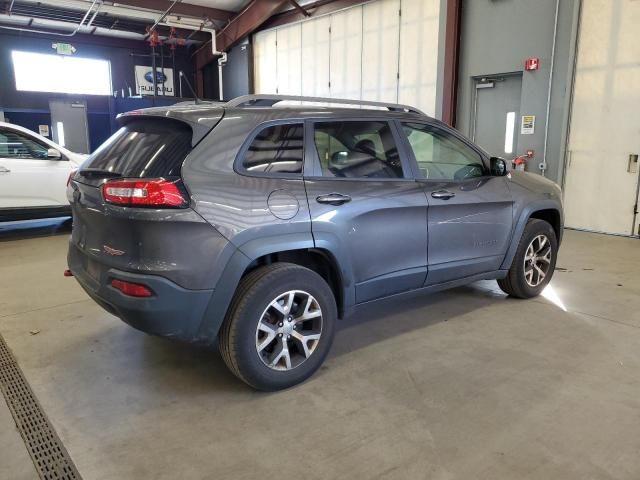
63 269 73 277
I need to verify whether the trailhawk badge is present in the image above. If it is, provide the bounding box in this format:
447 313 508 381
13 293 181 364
103 245 125 256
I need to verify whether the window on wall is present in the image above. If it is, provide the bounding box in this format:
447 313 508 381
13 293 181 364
12 51 112 96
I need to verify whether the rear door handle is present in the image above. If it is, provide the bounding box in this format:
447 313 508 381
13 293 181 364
316 193 352 206
0 166 10 174
431 190 455 200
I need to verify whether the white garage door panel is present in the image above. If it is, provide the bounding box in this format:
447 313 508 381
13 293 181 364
361 0 400 103
398 0 440 116
253 30 277 94
301 17 331 97
276 24 302 95
564 0 640 235
329 6 363 100
252 0 442 116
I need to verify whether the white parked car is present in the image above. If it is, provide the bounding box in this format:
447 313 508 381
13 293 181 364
0 121 86 221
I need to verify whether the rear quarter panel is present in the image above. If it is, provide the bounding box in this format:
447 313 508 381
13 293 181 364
182 111 314 255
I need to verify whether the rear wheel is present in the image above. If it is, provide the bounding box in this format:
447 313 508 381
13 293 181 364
218 263 336 391
497 219 558 298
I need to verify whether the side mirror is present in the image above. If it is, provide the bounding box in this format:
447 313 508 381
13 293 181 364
47 148 62 159
490 157 508 176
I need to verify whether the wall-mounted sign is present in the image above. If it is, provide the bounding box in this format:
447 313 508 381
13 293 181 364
38 125 50 137
525 57 540 71
521 115 536 135
52 43 76 55
134 66 175 96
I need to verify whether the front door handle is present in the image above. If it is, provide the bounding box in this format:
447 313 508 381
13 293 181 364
0 166 10 174
431 190 455 200
316 193 352 206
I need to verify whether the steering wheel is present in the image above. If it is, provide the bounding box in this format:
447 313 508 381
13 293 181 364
421 162 447 179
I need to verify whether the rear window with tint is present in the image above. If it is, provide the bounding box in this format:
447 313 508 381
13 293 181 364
83 118 192 177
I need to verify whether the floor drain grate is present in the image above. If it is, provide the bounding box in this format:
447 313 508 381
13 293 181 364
0 334 81 480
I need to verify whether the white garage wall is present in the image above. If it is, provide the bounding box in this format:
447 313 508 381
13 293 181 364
562 0 640 236
253 29 277 94
361 0 400 103
301 16 331 97
329 7 362 100
252 0 441 116
398 0 440 113
276 23 302 95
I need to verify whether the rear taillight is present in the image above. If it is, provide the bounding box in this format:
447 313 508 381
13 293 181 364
67 170 77 186
101 178 187 208
110 279 154 297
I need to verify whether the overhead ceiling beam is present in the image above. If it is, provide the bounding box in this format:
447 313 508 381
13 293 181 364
111 0 234 21
287 0 310 17
261 0 365 30
193 0 289 70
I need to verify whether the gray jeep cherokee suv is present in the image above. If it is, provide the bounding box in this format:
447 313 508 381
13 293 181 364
67 95 563 390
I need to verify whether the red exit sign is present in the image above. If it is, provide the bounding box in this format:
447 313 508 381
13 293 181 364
525 57 540 71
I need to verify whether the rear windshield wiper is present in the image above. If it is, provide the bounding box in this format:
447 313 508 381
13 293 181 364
78 168 124 178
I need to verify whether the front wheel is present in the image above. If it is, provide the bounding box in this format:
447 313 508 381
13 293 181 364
218 263 337 391
497 219 558 298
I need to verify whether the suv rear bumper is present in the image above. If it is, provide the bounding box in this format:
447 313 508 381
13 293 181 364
68 243 213 342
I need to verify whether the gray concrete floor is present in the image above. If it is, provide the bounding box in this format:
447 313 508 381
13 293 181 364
0 229 639 480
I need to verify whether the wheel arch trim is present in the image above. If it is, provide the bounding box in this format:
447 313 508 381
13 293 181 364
501 200 563 270
196 232 355 343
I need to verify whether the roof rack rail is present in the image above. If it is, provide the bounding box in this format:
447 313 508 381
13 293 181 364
224 94 426 116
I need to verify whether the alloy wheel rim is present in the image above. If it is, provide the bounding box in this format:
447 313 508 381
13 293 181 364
523 234 552 287
255 290 323 371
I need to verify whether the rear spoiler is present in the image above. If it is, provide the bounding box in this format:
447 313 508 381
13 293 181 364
116 106 224 146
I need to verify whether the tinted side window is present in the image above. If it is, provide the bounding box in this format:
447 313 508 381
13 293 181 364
0 129 49 160
402 122 485 181
313 121 403 179
241 124 304 175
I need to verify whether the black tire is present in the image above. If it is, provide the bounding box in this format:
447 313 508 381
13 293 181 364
497 218 558 299
218 263 337 391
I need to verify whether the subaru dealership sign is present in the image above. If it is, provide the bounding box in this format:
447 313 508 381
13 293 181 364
135 66 174 96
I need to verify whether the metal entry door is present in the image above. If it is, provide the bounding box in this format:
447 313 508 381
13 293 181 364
563 0 640 236
472 74 523 159
49 99 90 154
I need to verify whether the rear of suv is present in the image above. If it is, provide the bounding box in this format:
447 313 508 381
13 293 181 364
68 95 563 390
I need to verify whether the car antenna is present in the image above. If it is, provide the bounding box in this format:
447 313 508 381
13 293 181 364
179 71 202 104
